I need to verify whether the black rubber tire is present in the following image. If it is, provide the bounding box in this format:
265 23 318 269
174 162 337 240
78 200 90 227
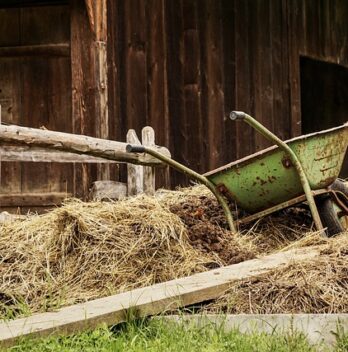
317 179 348 237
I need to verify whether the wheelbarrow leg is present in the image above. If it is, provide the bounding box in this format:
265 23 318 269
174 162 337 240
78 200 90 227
126 144 237 233
230 111 325 234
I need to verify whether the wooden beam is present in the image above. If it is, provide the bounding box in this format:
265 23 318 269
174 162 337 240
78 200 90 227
0 44 70 57
0 145 119 163
0 124 170 166
0 247 318 347
0 192 70 207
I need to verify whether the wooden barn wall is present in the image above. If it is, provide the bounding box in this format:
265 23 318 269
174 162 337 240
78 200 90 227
1 0 347 207
106 0 348 188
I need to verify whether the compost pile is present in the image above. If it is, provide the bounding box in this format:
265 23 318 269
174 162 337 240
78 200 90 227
0 185 346 318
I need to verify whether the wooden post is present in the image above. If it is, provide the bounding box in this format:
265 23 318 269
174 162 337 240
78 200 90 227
127 129 144 196
142 126 155 195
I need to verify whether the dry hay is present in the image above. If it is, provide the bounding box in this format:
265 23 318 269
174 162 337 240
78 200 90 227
203 232 348 314
0 184 345 318
0 187 256 317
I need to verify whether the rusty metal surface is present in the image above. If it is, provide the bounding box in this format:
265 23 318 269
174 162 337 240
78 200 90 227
237 189 329 225
206 123 348 213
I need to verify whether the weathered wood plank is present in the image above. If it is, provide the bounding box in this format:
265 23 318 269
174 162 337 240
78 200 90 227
287 0 302 137
0 124 170 166
0 192 70 207
93 0 109 180
0 247 319 347
221 0 237 164
0 9 22 196
124 0 148 132
70 0 96 199
89 180 127 201
146 0 170 188
200 0 225 170
0 146 120 163
0 44 70 57
234 0 254 158
182 0 203 175
17 5 73 196
165 0 185 187
127 129 144 195
142 126 155 195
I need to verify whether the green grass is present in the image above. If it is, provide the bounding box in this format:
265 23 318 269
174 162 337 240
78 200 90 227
3 318 347 352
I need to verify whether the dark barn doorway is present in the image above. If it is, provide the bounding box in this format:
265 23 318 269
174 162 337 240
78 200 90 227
300 56 348 177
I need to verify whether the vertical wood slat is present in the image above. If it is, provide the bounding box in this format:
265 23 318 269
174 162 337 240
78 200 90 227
257 0 273 150
94 0 110 181
234 0 254 158
182 0 204 174
200 0 225 170
71 0 96 198
272 0 290 141
126 129 143 196
0 9 22 198
106 0 122 182
220 0 237 164
124 0 147 132
287 0 302 137
19 6 72 195
146 0 169 188
142 126 155 195
165 0 184 187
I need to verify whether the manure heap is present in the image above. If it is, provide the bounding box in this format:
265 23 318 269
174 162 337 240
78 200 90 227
0 185 347 318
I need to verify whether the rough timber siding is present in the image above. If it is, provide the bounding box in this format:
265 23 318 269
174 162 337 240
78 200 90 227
1 0 347 207
107 0 348 187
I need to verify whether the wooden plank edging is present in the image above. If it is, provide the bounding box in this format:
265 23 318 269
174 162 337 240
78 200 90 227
0 247 319 347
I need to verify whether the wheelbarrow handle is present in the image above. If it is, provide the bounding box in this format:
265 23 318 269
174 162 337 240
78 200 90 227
126 144 146 153
229 111 246 121
126 142 237 233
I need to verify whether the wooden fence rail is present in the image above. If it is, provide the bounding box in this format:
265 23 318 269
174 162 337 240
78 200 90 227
0 124 169 166
0 107 169 202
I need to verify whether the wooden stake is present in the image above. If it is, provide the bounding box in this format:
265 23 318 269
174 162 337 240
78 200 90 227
127 129 144 195
142 126 156 195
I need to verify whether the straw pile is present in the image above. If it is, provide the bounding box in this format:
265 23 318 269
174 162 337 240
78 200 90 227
203 232 348 314
0 185 346 318
0 186 256 317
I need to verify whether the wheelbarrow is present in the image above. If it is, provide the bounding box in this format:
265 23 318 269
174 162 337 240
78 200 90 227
127 112 348 236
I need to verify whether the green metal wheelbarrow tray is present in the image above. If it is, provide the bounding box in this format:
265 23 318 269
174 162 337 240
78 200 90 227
127 112 348 236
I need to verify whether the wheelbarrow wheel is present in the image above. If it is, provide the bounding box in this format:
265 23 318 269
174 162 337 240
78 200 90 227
317 179 348 237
